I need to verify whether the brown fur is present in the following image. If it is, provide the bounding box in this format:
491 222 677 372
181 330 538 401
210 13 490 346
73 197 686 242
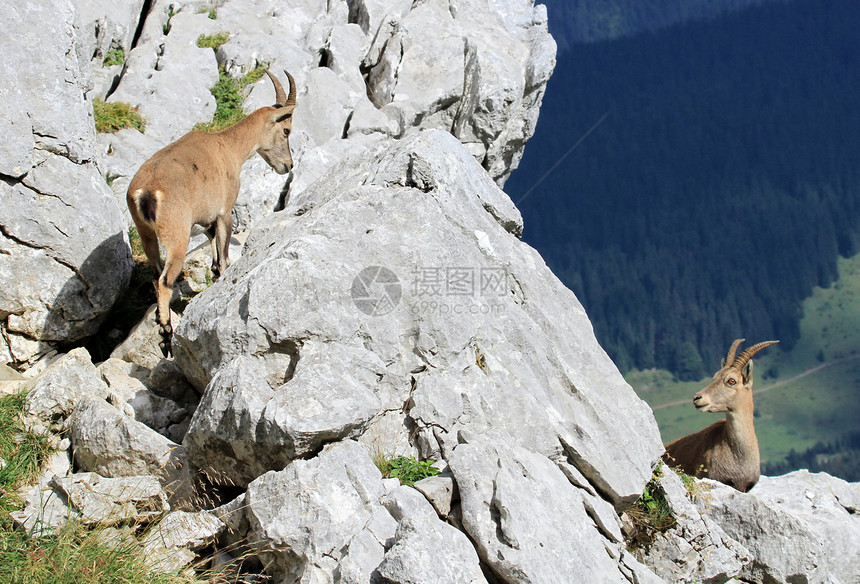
127 70 296 356
662 339 778 492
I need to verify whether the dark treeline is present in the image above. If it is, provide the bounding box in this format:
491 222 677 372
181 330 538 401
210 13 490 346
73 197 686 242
762 432 860 482
506 0 860 377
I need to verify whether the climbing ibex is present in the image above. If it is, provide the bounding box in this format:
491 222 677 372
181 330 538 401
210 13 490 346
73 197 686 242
663 338 779 492
127 69 296 356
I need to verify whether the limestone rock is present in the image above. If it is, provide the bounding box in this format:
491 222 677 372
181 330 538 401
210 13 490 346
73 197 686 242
245 440 389 583
12 472 168 535
74 0 147 98
110 305 181 371
24 348 111 430
54 472 169 525
0 0 133 365
449 440 632 583
702 471 860 584
142 510 226 573
183 342 384 488
174 130 662 508
108 10 220 145
376 516 487 584
634 468 750 583
68 395 193 504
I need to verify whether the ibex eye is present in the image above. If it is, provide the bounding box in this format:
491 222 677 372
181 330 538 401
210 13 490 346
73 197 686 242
283 128 290 137
727 378 737 386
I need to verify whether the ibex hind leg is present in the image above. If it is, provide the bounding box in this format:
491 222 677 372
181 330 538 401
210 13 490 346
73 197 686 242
155 232 190 357
211 213 233 279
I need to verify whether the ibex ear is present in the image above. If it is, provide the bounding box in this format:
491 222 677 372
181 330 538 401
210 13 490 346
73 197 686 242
742 360 754 388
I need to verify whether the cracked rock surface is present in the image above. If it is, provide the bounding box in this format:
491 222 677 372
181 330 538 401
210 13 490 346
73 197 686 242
174 129 665 582
0 0 133 365
85 0 556 231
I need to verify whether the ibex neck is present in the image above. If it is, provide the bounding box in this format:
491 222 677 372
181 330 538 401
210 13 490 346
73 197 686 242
724 409 758 457
217 110 268 165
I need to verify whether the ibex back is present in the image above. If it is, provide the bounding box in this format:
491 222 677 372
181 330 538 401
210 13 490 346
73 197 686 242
127 69 297 356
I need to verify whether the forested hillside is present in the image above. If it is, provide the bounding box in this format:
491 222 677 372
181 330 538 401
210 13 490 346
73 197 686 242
539 0 781 48
506 0 860 377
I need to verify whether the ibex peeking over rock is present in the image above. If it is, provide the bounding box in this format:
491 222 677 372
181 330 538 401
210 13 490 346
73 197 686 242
127 70 296 356
663 338 779 492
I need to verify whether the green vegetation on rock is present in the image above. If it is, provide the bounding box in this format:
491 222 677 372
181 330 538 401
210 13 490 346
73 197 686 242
93 98 145 134
196 63 269 133
103 47 125 67
375 455 440 486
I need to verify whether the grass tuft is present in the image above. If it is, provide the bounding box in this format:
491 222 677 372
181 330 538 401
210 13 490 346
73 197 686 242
93 99 146 134
196 32 230 51
195 63 269 133
625 464 676 550
103 48 125 67
0 393 54 513
0 520 202 584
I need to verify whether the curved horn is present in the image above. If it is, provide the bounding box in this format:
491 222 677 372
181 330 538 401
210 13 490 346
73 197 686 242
724 338 745 368
266 69 286 107
732 340 779 371
284 70 296 107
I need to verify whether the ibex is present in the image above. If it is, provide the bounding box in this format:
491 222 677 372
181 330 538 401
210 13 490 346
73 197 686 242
663 338 779 492
127 69 296 356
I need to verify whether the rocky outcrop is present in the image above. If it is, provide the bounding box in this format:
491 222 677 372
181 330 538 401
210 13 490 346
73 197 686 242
5 0 859 583
86 0 555 229
0 0 133 366
172 128 665 581
635 467 860 584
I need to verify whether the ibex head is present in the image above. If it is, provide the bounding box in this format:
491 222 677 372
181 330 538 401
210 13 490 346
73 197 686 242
257 69 297 175
693 339 779 413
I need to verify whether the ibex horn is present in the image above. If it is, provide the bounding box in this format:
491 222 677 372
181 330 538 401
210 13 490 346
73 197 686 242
266 69 286 107
724 338 745 366
732 340 780 370
285 70 296 107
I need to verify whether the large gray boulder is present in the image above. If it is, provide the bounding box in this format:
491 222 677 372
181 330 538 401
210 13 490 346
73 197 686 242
699 471 860 584
174 129 663 581
0 0 133 365
175 130 663 504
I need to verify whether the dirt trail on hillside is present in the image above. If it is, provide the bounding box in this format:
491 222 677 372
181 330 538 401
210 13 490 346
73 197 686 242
649 354 860 411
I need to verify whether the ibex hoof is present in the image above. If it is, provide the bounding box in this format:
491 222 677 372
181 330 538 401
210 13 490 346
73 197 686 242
158 323 173 358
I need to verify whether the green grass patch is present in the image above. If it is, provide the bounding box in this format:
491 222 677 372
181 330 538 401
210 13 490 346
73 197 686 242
93 99 145 134
625 465 676 550
0 521 200 584
103 48 125 67
196 63 269 133
0 393 54 513
376 456 439 487
196 32 229 51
